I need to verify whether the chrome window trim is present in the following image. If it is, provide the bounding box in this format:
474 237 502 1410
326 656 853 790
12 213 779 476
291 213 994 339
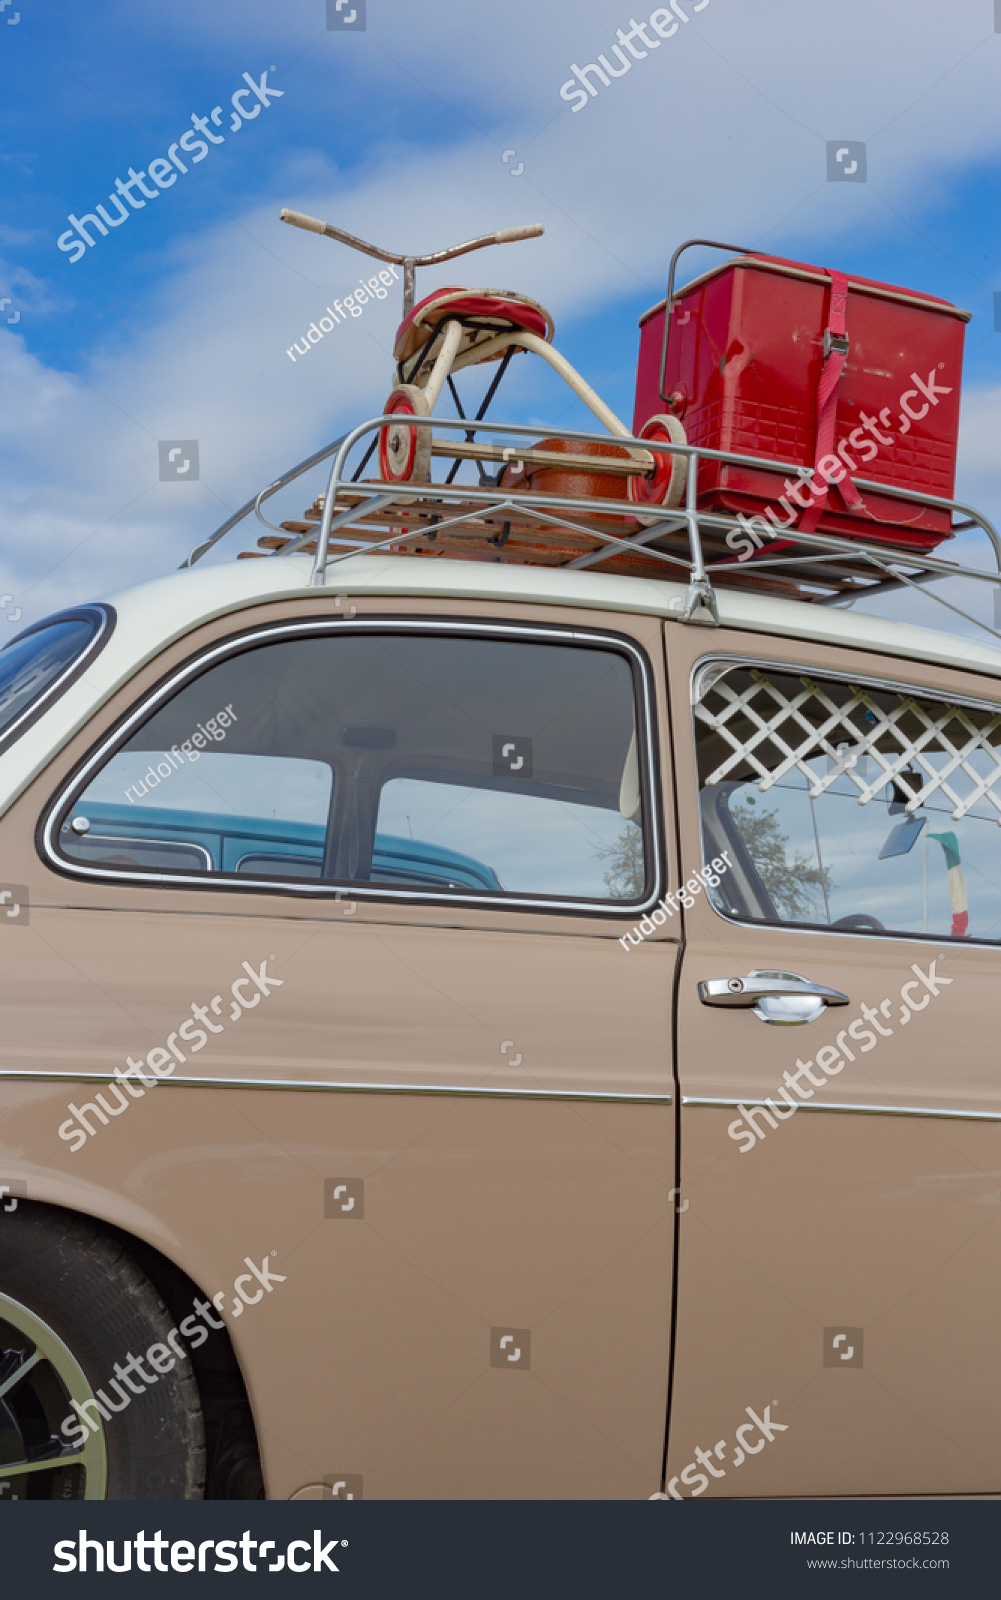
683 1094 1001 1122
233 850 322 875
0 605 115 757
0 1068 672 1104
61 833 213 871
41 616 663 916
690 650 1001 950
690 650 1001 718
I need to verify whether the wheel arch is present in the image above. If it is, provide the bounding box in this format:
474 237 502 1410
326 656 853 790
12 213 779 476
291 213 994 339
9 1198 265 1499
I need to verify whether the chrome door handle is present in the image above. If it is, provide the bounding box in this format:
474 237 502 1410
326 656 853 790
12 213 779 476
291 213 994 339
698 970 849 1026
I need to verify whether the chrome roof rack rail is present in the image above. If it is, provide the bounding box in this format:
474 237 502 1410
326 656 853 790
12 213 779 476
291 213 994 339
185 414 1001 647
178 430 349 569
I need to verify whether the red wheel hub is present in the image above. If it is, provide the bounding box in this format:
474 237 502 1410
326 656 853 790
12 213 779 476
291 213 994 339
378 385 431 484
627 413 687 509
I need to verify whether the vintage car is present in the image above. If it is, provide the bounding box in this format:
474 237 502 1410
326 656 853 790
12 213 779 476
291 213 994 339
1 234 998 1501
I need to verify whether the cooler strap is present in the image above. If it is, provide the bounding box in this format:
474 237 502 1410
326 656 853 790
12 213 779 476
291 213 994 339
798 270 865 535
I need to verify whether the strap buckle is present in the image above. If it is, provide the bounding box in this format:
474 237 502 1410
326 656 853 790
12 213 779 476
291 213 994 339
823 329 850 360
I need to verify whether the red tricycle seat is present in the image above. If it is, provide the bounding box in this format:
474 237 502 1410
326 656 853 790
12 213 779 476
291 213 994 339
394 286 554 373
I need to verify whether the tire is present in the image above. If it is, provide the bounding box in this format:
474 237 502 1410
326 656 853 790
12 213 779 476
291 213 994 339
0 1203 204 1499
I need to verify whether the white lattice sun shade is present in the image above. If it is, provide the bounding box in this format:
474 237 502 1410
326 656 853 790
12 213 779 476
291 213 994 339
696 667 1001 824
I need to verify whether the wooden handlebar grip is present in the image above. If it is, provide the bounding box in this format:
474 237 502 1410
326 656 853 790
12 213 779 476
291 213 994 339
279 209 327 235
493 225 544 243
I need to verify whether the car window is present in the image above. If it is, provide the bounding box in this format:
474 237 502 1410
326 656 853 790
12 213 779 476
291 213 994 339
695 660 1001 942
64 750 332 875
376 776 633 896
0 608 111 750
53 625 651 907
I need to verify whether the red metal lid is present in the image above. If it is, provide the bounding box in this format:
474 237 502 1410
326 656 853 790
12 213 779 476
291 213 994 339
639 254 970 327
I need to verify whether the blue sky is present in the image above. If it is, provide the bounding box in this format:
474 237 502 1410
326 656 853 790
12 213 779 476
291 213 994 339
1 0 1000 633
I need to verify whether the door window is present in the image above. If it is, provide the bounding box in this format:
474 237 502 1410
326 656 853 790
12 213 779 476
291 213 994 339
375 776 633 896
50 624 654 908
695 660 1001 942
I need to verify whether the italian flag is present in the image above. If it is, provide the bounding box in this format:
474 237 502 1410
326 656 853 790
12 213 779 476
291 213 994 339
929 831 968 938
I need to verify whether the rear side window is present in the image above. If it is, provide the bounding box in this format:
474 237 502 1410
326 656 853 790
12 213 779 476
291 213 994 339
48 623 656 910
0 607 112 752
695 660 1001 943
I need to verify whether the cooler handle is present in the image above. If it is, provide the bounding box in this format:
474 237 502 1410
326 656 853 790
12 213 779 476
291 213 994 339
658 237 762 408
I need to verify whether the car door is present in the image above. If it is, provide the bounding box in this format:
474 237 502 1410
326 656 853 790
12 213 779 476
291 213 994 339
663 618 1001 1499
3 593 680 1499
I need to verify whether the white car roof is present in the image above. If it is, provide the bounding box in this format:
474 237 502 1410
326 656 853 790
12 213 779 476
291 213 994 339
4 552 1001 816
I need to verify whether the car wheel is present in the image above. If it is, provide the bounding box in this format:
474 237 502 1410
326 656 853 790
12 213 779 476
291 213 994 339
0 1203 205 1499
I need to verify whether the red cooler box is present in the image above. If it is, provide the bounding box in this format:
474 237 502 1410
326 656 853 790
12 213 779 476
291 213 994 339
633 252 970 550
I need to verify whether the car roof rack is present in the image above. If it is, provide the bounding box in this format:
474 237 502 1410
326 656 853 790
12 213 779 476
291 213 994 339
180 210 1000 646
182 414 1001 646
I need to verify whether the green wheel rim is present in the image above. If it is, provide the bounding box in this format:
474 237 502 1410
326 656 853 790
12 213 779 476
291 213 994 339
0 1290 108 1499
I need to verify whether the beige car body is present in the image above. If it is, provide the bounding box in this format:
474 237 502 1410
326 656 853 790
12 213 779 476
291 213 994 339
1 552 998 1499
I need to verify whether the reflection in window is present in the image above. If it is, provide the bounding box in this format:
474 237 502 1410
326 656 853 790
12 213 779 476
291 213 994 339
729 790 834 922
56 629 648 903
0 615 100 742
62 750 332 876
376 776 636 897
696 664 1001 941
